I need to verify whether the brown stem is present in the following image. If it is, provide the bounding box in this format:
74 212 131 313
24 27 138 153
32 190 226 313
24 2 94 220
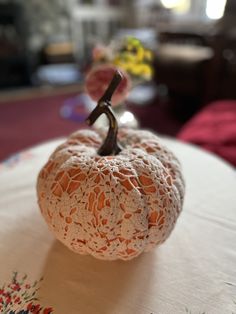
86 70 123 156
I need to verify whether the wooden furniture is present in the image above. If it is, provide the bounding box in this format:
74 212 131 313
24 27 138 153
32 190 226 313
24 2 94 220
154 43 213 104
154 0 236 105
0 3 30 89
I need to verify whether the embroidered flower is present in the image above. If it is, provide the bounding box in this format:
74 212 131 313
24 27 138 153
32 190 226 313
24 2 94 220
0 272 54 313
27 302 41 313
42 308 53 314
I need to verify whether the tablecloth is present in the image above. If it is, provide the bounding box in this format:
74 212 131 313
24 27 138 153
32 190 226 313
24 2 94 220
0 136 235 314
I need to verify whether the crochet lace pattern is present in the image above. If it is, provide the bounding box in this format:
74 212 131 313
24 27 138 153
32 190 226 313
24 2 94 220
37 128 185 260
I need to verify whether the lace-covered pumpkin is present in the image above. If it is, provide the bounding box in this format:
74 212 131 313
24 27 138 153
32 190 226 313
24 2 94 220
37 71 185 260
37 128 184 260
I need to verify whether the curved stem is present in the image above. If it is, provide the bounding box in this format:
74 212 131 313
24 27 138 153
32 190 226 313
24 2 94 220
86 70 123 156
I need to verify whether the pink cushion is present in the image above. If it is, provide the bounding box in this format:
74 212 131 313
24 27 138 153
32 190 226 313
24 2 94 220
177 100 236 167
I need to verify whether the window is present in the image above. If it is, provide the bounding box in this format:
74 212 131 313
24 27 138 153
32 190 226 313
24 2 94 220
160 0 227 20
206 0 227 19
160 0 190 14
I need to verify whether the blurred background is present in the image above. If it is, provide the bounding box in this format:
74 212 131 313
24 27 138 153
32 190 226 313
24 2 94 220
0 0 236 166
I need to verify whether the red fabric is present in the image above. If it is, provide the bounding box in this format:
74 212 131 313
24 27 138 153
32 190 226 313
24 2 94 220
0 93 86 161
177 100 236 166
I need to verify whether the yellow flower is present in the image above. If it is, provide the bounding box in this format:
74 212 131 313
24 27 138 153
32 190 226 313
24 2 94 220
120 52 137 63
137 64 153 79
111 37 154 80
129 65 142 76
136 47 145 62
144 50 153 61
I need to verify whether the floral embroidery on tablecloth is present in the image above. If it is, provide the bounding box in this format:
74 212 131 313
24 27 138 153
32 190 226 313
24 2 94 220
0 272 53 314
0 151 33 171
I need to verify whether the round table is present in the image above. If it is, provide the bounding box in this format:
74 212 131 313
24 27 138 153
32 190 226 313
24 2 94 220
0 136 235 314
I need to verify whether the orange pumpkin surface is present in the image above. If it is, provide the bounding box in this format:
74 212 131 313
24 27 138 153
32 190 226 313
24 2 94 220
37 71 185 260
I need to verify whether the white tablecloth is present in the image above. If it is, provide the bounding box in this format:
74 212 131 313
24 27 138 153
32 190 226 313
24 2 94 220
0 137 235 314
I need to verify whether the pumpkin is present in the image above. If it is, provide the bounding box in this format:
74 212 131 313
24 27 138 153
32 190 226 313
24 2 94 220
37 71 185 260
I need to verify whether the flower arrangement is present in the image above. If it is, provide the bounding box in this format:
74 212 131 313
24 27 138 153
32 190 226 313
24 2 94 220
92 36 154 83
84 36 154 109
